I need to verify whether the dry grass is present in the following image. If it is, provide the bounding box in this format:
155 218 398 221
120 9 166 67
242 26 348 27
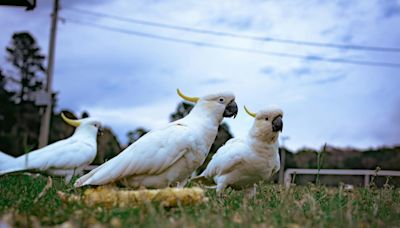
0 174 399 227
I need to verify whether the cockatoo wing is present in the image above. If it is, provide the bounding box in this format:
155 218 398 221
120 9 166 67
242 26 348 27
0 138 73 165
15 138 72 159
0 139 68 170
0 138 95 175
201 138 249 178
76 123 194 186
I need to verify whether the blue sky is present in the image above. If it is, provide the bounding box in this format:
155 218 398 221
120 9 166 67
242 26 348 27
1 0 399 150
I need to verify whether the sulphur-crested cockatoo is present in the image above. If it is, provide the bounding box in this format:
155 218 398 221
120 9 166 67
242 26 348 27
192 106 283 195
74 89 238 188
0 113 102 183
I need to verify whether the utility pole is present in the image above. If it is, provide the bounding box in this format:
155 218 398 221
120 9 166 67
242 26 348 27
278 136 290 184
38 0 59 148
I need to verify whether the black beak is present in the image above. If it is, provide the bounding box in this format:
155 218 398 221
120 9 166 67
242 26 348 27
97 127 104 136
272 116 283 132
223 100 238 118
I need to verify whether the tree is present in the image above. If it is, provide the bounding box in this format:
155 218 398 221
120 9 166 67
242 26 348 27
0 68 18 152
169 102 194 121
6 32 45 102
0 32 46 155
127 128 149 145
0 68 6 88
0 68 16 130
93 127 122 164
81 111 90 118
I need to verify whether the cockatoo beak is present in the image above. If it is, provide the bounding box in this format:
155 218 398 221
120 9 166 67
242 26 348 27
272 116 283 132
61 113 81 127
223 100 238 118
98 127 104 136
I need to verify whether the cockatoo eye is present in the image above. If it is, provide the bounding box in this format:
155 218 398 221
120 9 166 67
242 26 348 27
265 117 269 121
218 98 225 103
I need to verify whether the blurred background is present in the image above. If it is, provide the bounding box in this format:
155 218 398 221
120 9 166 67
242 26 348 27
0 0 399 185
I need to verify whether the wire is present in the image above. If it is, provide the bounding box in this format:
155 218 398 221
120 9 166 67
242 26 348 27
65 7 400 53
64 18 400 68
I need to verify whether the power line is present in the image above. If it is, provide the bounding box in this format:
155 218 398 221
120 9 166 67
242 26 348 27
64 18 400 69
65 7 400 53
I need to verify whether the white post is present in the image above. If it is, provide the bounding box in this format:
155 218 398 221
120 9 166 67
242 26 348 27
284 170 292 189
278 136 290 184
364 175 370 187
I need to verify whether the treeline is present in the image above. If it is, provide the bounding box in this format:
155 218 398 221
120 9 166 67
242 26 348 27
284 146 400 171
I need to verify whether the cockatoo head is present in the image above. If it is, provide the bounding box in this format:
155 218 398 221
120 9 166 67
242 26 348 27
61 113 103 136
244 106 283 143
177 89 238 120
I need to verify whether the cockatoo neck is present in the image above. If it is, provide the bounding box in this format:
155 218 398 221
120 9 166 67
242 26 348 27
247 129 279 157
248 123 279 146
179 102 223 157
185 101 224 126
72 125 98 145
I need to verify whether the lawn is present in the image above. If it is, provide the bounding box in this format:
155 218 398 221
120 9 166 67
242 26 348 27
0 174 399 227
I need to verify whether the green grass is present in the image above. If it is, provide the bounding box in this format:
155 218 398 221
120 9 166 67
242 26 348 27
0 174 399 227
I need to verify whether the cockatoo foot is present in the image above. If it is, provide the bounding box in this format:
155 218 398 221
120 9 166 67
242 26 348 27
244 185 257 199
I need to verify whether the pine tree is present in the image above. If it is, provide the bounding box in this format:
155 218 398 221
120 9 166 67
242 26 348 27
2 32 46 155
6 32 45 102
0 68 16 132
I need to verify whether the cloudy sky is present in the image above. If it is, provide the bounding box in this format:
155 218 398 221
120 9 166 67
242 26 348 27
1 0 399 150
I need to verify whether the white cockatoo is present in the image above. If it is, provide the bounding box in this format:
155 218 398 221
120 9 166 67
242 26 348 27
74 89 238 188
0 113 102 183
192 106 283 195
